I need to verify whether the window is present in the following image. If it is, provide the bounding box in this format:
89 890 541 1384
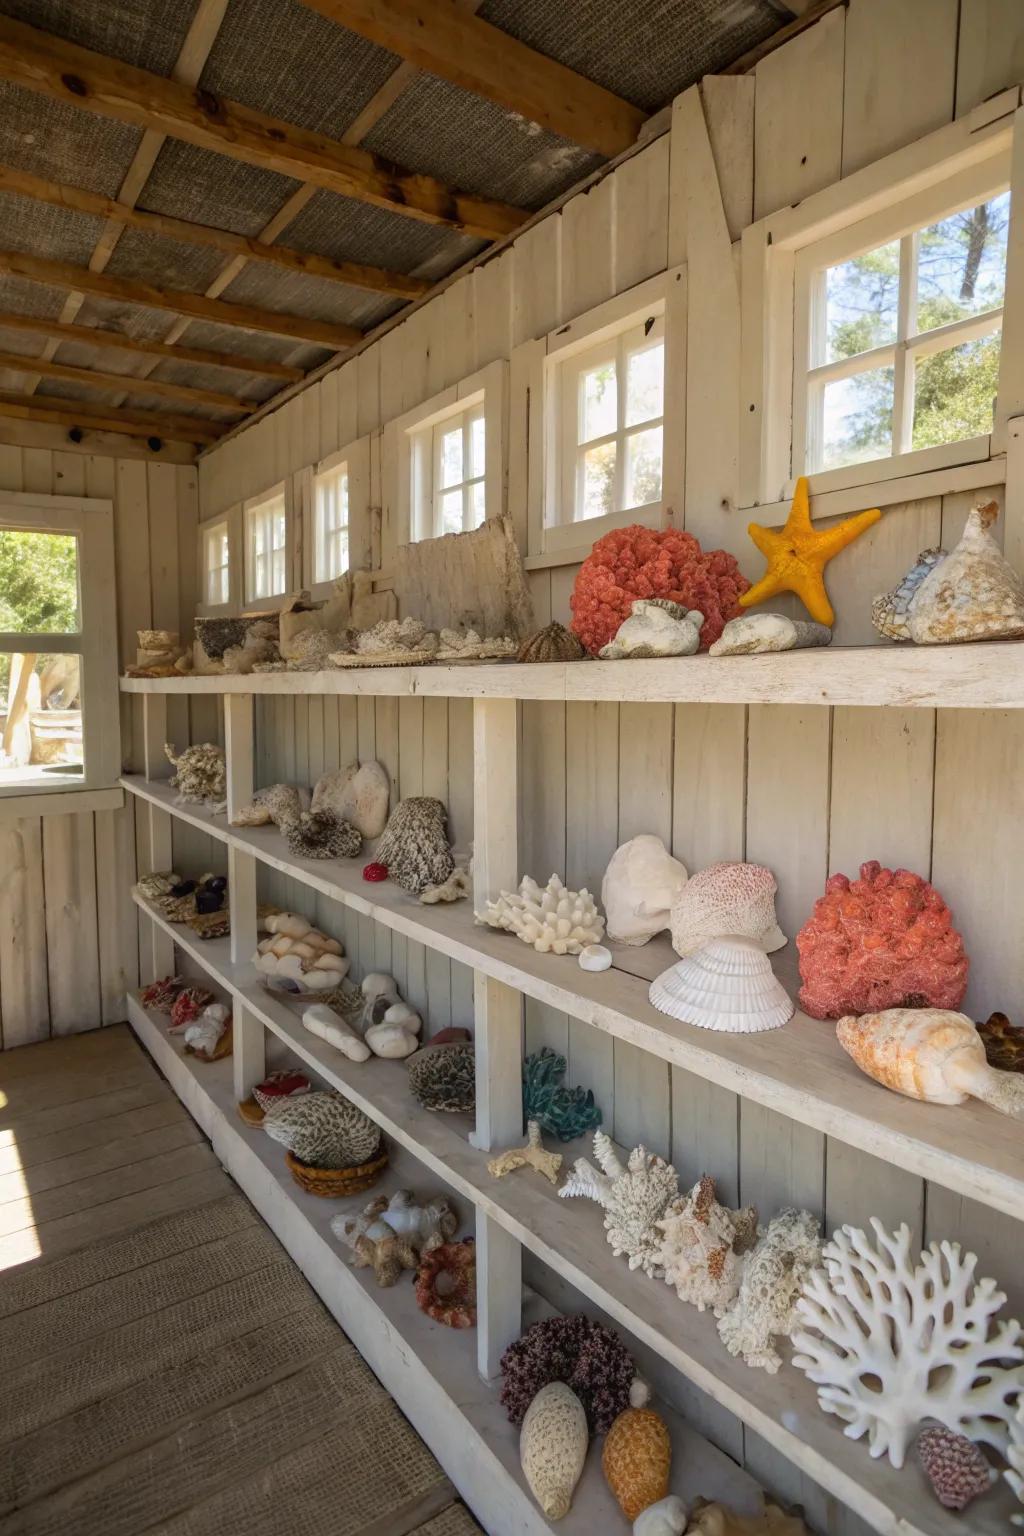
0 494 118 799
558 319 664 525
203 520 230 606
314 460 350 583
420 403 486 539
244 487 287 603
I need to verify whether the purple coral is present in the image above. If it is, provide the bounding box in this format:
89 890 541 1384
499 1315 636 1433
916 1426 992 1511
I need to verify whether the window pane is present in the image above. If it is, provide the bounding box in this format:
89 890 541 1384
912 331 1000 450
917 192 1009 332
441 489 463 535
470 414 485 478
440 426 463 488
625 425 663 508
625 342 664 426
331 529 349 576
272 548 286 592
579 440 616 520
469 479 486 529
0 531 80 634
0 651 84 789
818 367 894 470
272 511 286 551
825 242 899 363
580 362 617 443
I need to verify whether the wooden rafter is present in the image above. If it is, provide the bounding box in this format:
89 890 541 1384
0 312 303 380
0 16 524 241
0 165 431 301
296 0 647 159
0 251 362 349
0 391 224 443
0 350 252 413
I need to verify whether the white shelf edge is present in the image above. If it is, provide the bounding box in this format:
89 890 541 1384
119 638 1024 709
125 993 762 1535
125 786 1024 1225
127 929 1018 1536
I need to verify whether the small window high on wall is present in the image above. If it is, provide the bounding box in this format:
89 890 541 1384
203 520 230 606
244 486 287 604
314 460 349 583
425 404 486 537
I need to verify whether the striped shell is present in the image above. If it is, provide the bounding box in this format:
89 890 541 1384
650 938 793 1033
836 1009 986 1105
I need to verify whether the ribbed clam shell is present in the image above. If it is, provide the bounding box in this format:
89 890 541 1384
649 938 793 1033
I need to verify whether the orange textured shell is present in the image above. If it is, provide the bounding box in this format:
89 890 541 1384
601 1403 671 1521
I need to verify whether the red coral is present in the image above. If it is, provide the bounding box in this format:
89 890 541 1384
796 860 968 1020
569 525 749 655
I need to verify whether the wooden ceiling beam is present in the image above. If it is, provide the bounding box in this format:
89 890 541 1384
0 165 431 301
0 311 303 380
0 350 252 413
0 16 524 241
0 250 362 349
0 391 225 443
296 0 647 158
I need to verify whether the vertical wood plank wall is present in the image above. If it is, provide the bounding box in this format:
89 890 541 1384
0 442 202 1048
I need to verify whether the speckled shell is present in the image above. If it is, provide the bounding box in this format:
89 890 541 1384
908 501 1024 644
520 1383 589 1520
517 621 586 664
836 1009 987 1105
871 548 946 640
650 938 793 1033
602 1403 671 1521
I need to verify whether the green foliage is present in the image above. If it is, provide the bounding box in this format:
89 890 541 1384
0 532 78 634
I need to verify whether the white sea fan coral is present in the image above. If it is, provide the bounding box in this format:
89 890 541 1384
1007 1399 1024 1525
792 1218 1024 1468
559 1130 678 1276
476 874 604 955
717 1208 821 1374
654 1175 757 1313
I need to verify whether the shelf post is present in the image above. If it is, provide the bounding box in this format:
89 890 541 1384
233 1000 265 1103
224 695 258 965
471 697 523 1379
138 694 174 983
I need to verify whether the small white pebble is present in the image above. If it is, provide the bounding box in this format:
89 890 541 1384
579 943 612 972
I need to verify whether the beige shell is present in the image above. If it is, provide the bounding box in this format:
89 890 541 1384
686 1502 809 1536
837 1009 1024 1118
650 938 793 1033
602 835 689 947
603 1384 671 1521
907 501 1024 644
520 1382 589 1520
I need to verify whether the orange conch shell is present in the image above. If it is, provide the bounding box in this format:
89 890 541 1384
602 1383 671 1522
836 1008 1024 1119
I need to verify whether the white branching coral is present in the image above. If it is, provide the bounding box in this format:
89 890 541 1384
476 874 604 955
792 1218 1024 1468
717 1208 821 1374
654 1175 757 1314
1007 1400 1024 1526
559 1130 678 1276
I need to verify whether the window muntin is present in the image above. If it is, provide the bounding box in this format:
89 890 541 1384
244 491 287 602
797 189 1009 475
203 521 230 606
558 318 664 526
419 403 486 538
314 462 349 583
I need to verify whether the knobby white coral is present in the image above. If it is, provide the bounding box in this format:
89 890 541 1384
559 1130 678 1276
792 1218 1024 1468
717 1208 821 1374
476 874 604 955
1007 1399 1024 1525
654 1175 757 1313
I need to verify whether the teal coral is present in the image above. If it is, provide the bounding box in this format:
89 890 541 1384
522 1048 602 1143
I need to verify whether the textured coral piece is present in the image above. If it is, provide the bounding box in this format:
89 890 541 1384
487 1121 563 1185
686 1502 809 1536
168 985 214 1033
738 477 881 627
262 1090 381 1169
654 1175 757 1313
419 868 471 904
522 1047 603 1142
796 860 969 1019
283 808 361 859
415 1240 476 1327
978 1011 1024 1072
164 742 226 806
792 1218 1024 1466
230 783 308 828
376 797 454 894
362 861 388 882
560 1131 678 1277
406 1042 475 1114
570 525 749 654
520 1383 589 1520
718 1208 821 1374
500 1314 636 1433
1007 1399 1024 1525
602 1387 671 1521
916 1426 992 1511
670 862 786 959
517 621 586 664
140 975 183 1014
332 1189 458 1287
477 874 604 955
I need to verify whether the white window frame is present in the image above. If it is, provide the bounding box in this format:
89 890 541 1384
516 267 685 567
242 481 292 610
202 518 231 608
0 491 119 802
739 88 1024 520
383 359 508 552
196 503 242 618
302 436 372 599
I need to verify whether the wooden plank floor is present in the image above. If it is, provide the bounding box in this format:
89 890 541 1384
0 1026 483 1536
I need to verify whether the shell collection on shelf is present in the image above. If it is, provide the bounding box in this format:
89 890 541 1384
332 1189 458 1287
476 873 604 955
837 1008 1024 1118
559 1131 679 1277
602 834 688 947
520 1381 589 1519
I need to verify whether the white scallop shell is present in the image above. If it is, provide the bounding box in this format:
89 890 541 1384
649 937 793 1033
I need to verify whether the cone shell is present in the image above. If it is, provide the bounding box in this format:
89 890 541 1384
520 1382 588 1520
650 938 793 1033
836 1008 985 1105
602 1403 671 1522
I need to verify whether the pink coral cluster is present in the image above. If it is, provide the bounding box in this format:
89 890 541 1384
797 860 968 1020
569 525 749 655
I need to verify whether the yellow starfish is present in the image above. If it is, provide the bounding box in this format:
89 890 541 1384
738 477 881 627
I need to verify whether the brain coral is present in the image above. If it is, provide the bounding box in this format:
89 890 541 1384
570 525 749 655
797 860 968 1020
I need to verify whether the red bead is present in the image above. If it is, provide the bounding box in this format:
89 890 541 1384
363 861 388 882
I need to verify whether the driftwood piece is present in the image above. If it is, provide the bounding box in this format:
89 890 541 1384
392 516 534 640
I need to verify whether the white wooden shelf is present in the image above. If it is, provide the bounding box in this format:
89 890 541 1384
125 991 762 1536
125 780 1024 1224
120 637 1024 709
127 959 1018 1536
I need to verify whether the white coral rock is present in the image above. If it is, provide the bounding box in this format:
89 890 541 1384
599 599 704 660
476 874 604 955
792 1217 1024 1467
717 1208 821 1374
310 760 390 839
559 1130 678 1276
602 834 688 947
